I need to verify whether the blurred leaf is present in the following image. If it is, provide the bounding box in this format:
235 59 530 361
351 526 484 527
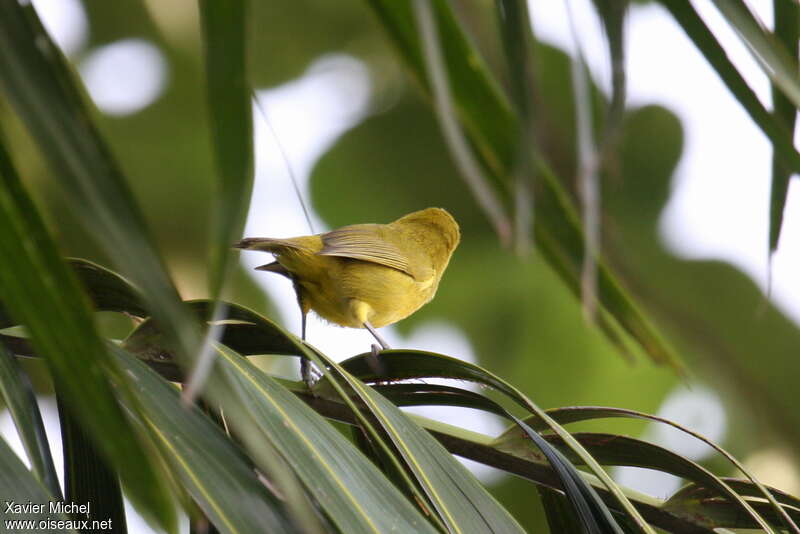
710 0 800 109
110 346 296 534
0 437 73 533
187 0 254 406
565 1 602 320
494 0 536 135
0 0 200 367
0 133 174 531
0 343 60 498
56 393 127 532
533 162 674 367
0 334 35 358
199 382 329 534
364 0 680 370
69 258 148 317
769 0 799 253
14 260 295 362
211 344 440 534
591 0 628 148
658 0 800 177
494 0 537 253
365 0 516 192
199 0 254 297
411 0 512 243
123 300 303 365
610 104 800 455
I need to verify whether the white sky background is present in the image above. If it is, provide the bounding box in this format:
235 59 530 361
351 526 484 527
3 0 799 525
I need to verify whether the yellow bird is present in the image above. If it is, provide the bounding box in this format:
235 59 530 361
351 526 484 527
234 207 460 380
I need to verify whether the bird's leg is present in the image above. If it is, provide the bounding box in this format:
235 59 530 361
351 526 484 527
368 344 387 376
300 310 314 389
294 281 314 390
364 321 389 376
364 320 391 350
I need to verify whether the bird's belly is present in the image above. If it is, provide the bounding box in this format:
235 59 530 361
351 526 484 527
301 262 435 329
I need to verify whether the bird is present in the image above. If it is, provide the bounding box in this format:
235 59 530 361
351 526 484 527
234 207 460 384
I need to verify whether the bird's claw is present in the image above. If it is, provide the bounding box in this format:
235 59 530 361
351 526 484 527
300 358 319 393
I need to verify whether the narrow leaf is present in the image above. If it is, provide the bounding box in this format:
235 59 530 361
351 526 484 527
339 373 527 534
591 0 628 151
566 1 602 320
658 0 800 176
340 350 656 532
0 437 74 533
542 406 800 533
494 0 537 253
111 346 296 534
366 0 680 369
0 133 174 531
0 342 60 498
540 487 591 534
668 479 800 516
132 300 515 532
199 0 254 297
373 377 624 532
497 430 776 533
769 0 799 254
183 0 255 404
711 0 800 109
56 393 127 532
0 0 200 373
211 344 440 534
411 0 512 244
69 259 148 318
310 390 786 532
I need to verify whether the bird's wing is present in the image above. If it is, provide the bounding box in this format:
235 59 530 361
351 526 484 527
318 225 420 279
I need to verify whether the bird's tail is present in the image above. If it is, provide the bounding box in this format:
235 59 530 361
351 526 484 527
233 237 304 252
254 261 291 277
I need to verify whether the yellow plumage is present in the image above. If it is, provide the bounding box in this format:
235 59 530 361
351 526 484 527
234 207 460 331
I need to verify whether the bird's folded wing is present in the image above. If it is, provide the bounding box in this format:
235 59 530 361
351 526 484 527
318 225 419 279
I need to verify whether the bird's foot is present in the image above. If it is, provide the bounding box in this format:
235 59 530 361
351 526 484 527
300 358 319 393
368 343 387 377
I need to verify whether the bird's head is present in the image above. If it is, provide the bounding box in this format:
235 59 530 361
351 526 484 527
397 207 460 253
